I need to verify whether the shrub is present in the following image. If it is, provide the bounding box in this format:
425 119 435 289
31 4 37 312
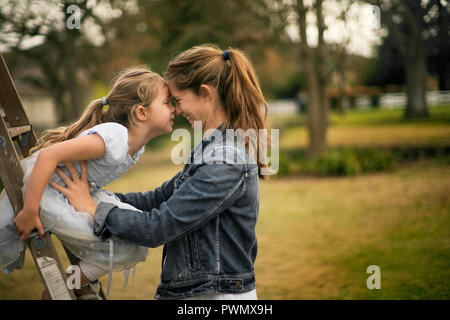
278 150 291 176
277 147 398 177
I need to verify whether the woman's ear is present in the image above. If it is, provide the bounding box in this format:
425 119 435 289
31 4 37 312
135 105 149 121
199 84 212 101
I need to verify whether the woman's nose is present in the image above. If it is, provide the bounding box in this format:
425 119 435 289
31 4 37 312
175 105 182 116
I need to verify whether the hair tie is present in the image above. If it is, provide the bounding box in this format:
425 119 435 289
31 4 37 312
223 50 230 61
101 97 108 106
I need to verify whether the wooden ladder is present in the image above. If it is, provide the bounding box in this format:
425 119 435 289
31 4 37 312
0 52 105 300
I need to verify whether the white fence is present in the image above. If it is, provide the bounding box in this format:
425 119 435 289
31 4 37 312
267 100 299 115
377 91 450 109
268 91 450 115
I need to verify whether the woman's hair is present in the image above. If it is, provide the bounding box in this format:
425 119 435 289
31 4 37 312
164 44 270 176
30 66 165 154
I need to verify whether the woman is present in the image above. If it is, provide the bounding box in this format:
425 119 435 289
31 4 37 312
52 44 269 300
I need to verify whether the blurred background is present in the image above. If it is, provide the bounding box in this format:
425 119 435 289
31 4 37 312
0 0 449 299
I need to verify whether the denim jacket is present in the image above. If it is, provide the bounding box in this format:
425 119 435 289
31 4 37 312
93 125 260 299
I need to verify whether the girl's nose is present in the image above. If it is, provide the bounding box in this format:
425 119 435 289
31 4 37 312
175 105 182 116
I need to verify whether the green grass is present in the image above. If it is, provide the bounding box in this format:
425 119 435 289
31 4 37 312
0 106 449 299
1 158 447 300
274 105 450 150
257 159 450 299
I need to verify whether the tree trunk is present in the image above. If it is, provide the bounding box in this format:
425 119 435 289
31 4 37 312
65 53 81 121
437 60 450 91
63 24 81 122
404 33 429 119
306 73 327 159
296 0 328 160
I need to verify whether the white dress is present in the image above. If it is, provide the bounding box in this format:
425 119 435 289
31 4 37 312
0 122 149 279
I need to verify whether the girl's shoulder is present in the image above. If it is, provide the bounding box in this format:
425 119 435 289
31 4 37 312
79 122 128 137
79 122 130 165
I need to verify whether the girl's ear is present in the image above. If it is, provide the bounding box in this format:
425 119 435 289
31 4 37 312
198 84 212 101
135 105 149 121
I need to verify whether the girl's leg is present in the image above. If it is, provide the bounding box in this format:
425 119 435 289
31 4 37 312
74 261 108 299
78 260 108 284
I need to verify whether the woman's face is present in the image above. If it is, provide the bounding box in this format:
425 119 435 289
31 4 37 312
167 80 206 128
147 84 175 134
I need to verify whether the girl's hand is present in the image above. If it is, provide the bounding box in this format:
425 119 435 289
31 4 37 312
13 208 45 242
49 161 98 217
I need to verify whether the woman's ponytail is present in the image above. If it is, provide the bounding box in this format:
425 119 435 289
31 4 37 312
222 48 270 176
165 44 270 177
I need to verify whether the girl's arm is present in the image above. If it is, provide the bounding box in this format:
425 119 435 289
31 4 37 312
14 134 106 242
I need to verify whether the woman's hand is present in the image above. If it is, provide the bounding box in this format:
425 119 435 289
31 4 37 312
49 161 98 217
13 207 45 243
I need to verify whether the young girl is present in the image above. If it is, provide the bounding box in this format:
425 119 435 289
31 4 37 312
0 66 174 299
51 44 269 300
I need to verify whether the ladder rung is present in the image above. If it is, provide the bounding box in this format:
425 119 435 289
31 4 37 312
8 125 31 138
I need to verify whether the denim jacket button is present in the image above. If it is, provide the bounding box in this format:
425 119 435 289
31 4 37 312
235 280 242 288
89 181 97 188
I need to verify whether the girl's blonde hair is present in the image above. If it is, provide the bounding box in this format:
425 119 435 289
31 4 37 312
30 66 165 154
164 44 270 176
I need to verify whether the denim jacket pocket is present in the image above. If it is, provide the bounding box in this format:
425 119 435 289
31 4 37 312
161 240 183 281
183 233 201 274
218 278 245 292
173 174 187 191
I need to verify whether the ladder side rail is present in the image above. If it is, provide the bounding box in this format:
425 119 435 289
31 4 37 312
0 53 37 156
0 52 76 300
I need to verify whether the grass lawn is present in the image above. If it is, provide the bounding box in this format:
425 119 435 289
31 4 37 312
273 105 450 150
257 159 449 299
0 106 448 299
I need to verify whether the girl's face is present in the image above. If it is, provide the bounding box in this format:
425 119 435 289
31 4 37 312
147 84 175 134
167 80 206 128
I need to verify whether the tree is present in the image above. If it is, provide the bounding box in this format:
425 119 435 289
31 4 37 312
366 33 406 87
282 0 368 158
293 0 329 159
367 0 449 94
133 0 288 74
0 0 132 123
369 0 441 118
426 0 450 91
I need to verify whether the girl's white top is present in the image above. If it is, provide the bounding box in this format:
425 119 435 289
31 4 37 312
0 122 148 275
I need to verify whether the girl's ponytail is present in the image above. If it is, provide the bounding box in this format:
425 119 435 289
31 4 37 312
30 66 165 154
30 99 104 154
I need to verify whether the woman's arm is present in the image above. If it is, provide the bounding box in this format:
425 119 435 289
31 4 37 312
14 134 106 242
52 161 246 248
113 171 181 211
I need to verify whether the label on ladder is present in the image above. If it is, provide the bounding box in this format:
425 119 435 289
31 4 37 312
36 256 72 300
